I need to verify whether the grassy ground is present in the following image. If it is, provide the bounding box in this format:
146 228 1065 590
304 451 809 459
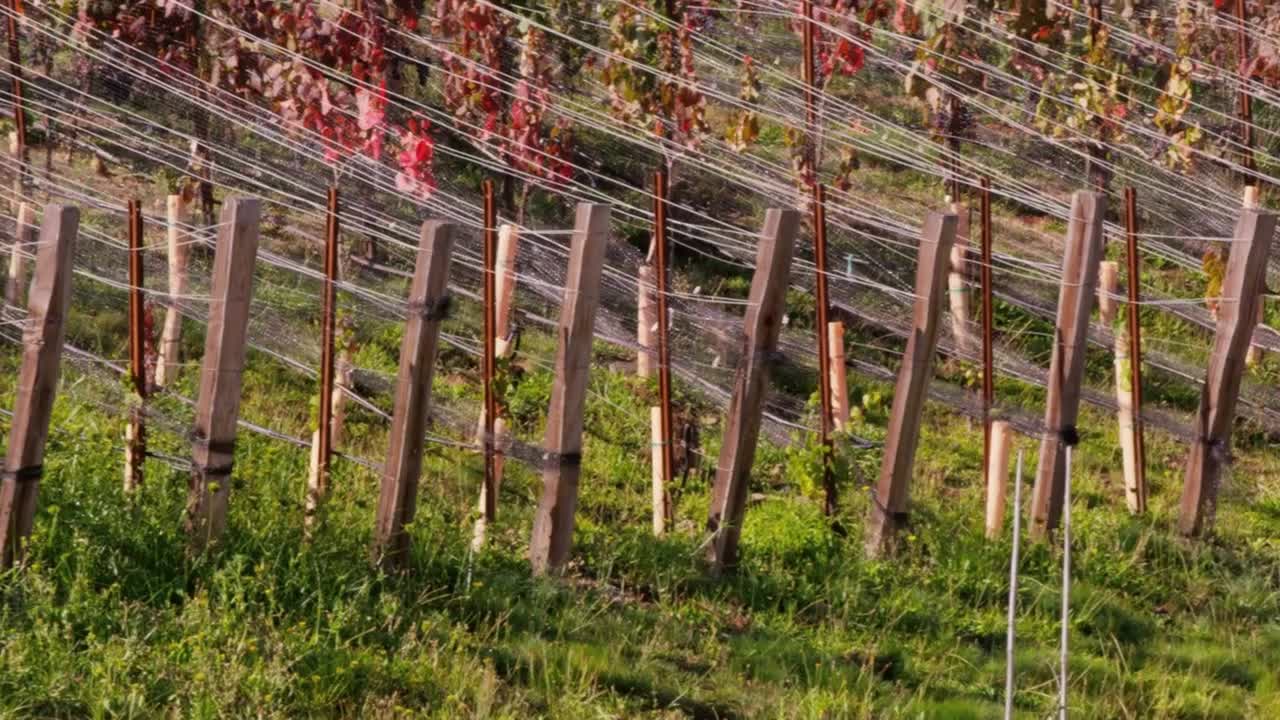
1 311 1278 718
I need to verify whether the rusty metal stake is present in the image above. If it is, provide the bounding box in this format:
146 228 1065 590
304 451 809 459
1124 187 1147 513
814 183 835 515
981 177 995 475
653 170 675 528
6 0 27 191
126 199 146 490
317 187 339 497
482 180 497 522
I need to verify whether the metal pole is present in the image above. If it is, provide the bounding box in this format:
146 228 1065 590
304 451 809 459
127 200 146 399
1124 187 1147 513
317 186 339 492
482 179 497 522
813 183 835 515
981 177 995 476
1237 0 1256 185
1004 449 1024 720
1058 445 1073 720
801 0 815 178
653 170 675 528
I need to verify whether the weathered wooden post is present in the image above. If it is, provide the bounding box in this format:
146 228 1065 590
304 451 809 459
1180 207 1274 536
529 203 611 575
1029 192 1105 540
704 208 799 573
183 198 261 551
865 210 958 556
828 321 849 432
0 205 78 568
124 200 147 492
5 201 34 307
372 221 454 570
156 194 189 387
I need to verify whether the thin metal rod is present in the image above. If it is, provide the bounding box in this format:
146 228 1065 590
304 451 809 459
1058 445 1073 720
1004 448 1024 720
813 183 835 515
482 179 497 522
127 200 146 399
317 186 339 488
981 177 995 475
1124 187 1147 513
1237 0 1256 184
801 0 816 177
653 169 675 527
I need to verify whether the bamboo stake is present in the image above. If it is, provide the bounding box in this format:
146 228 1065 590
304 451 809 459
985 420 1011 539
1123 187 1147 514
472 223 518 550
156 194 188 387
5 201 33 307
650 406 665 536
827 321 849 432
307 187 340 528
637 264 655 378
948 200 972 353
1097 261 1118 328
1114 330 1140 512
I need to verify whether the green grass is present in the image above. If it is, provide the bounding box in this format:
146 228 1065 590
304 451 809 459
1 333 1278 718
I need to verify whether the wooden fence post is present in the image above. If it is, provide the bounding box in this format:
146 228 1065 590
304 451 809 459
0 205 79 568
5 201 34 307
704 208 799 573
828 321 849 432
372 221 454 571
529 203 611 575
1180 207 1274 536
183 198 261 551
865 210 958 556
1029 191 1106 540
156 194 189 387
948 200 972 353
985 420 1012 539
